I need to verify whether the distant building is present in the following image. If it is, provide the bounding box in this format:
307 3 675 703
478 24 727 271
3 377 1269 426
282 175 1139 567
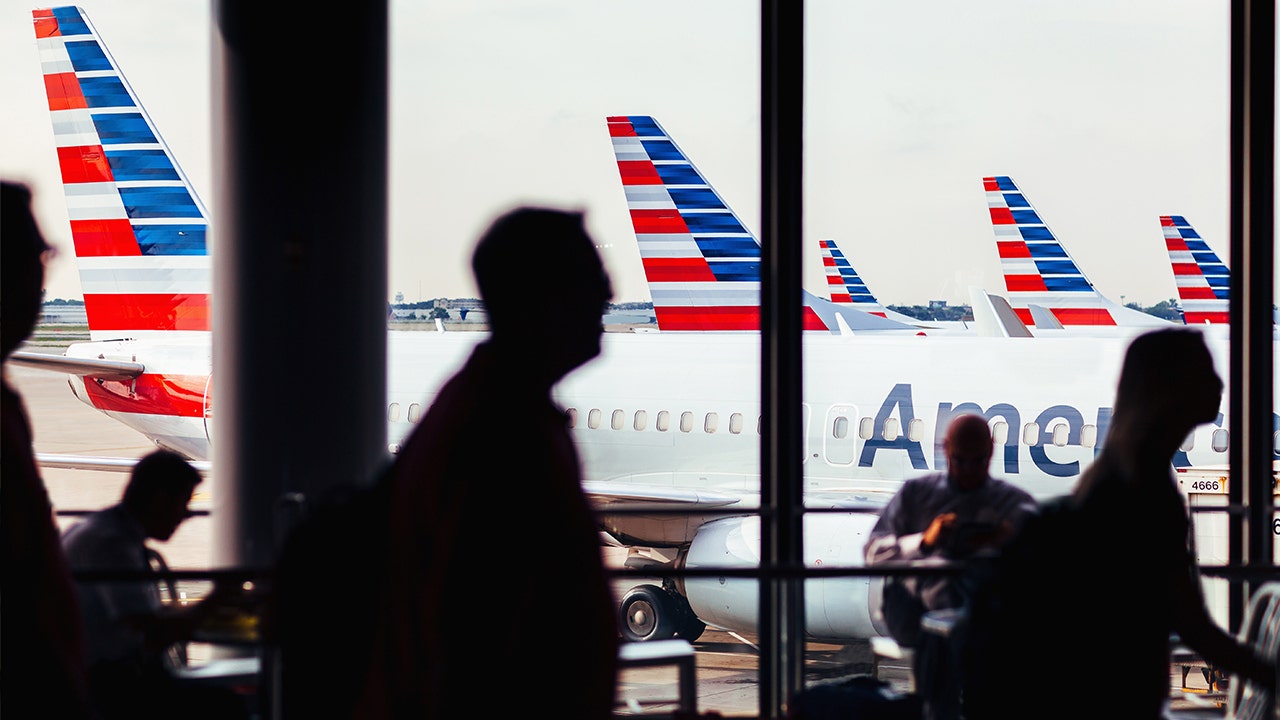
928 300 948 309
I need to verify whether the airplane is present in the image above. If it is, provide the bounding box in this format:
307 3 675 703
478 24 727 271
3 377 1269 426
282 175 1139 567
983 175 1174 330
1162 215 1229 325
14 7 1272 646
818 238 972 332
606 114 928 335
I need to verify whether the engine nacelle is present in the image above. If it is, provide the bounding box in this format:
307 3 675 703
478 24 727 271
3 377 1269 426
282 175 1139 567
682 512 885 643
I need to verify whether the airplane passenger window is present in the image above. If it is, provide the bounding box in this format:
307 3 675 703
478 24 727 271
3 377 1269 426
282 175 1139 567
906 418 923 443
1212 428 1229 452
757 415 762 435
883 417 900 441
588 408 602 430
566 408 577 429
1180 431 1195 453
634 410 648 431
1022 423 1040 446
1274 431 1280 453
680 411 694 433
407 403 421 423
729 413 744 435
705 412 719 434
992 421 1009 445
1081 424 1097 448
859 417 874 440
388 402 401 422
656 410 670 432
612 409 625 430
1052 422 1069 447
833 416 849 439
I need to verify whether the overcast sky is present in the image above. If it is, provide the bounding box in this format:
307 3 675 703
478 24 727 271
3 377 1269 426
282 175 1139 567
0 0 1241 306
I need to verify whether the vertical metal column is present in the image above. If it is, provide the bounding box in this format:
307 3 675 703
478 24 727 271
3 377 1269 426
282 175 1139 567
209 1 390 571
1227 0 1274 630
759 1 806 717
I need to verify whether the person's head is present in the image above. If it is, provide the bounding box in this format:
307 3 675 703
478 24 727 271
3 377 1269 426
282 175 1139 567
121 449 202 541
944 414 994 491
1114 328 1223 437
2 181 53 358
472 207 613 381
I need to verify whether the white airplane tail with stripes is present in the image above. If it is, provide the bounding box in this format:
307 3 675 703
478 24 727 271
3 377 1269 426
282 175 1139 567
983 175 1170 329
1161 215 1229 325
606 115 921 335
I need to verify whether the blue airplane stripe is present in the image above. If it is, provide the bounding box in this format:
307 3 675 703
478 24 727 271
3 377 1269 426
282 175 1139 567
1214 289 1230 299
1018 226 1056 241
1002 193 1031 209
105 149 179 182
837 269 864 281
993 176 1018 191
1025 243 1068 259
65 40 111 72
1042 276 1093 292
1183 240 1212 252
1010 209 1043 225
78 76 133 110
92 114 156 145
654 164 704 186
119 187 203 219
668 188 726 211
707 261 760 282
845 290 876 301
1192 257 1227 271
683 214 748 234
52 7 90 35
1178 228 1202 240
628 116 664 137
133 225 208 255
640 140 687 162
1206 277 1231 288
833 258 852 268
1033 260 1082 276
1169 216 1189 224
696 237 761 258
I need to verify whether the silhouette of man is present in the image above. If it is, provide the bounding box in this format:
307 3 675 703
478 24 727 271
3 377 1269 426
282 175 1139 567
962 328 1275 720
1 180 97 717
865 413 1037 647
62 449 247 720
357 207 619 719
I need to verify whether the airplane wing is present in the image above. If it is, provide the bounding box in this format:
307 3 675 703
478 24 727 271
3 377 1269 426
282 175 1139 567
8 350 145 379
36 453 211 475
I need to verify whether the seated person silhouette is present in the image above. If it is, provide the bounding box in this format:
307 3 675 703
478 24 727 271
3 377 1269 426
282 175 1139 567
61 449 248 720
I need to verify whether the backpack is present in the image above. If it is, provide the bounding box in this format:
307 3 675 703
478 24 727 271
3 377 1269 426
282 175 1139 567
263 474 394 718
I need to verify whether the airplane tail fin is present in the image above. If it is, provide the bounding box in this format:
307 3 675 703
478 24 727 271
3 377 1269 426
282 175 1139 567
819 239 888 315
1161 215 1229 325
606 116 918 335
983 176 1167 328
33 6 210 342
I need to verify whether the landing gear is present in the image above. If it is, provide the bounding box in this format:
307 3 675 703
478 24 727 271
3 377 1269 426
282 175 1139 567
618 584 706 642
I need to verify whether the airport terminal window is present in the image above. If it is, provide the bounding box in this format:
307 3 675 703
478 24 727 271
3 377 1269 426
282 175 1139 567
634 410 648 431
705 412 719 434
612 409 625 430
588 408 602 430
656 410 671 432
680 411 694 433
730 412 744 435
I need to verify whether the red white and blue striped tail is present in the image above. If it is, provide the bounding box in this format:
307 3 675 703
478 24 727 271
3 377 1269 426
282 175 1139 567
983 175 1167 328
34 6 210 342
820 239 888 315
606 115 917 334
1161 215 1229 325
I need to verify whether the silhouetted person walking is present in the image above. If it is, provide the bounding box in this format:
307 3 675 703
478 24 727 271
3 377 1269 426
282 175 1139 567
962 328 1275 720
356 207 620 719
1 180 97 718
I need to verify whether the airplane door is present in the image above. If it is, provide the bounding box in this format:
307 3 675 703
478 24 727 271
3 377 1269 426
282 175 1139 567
822 404 858 466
